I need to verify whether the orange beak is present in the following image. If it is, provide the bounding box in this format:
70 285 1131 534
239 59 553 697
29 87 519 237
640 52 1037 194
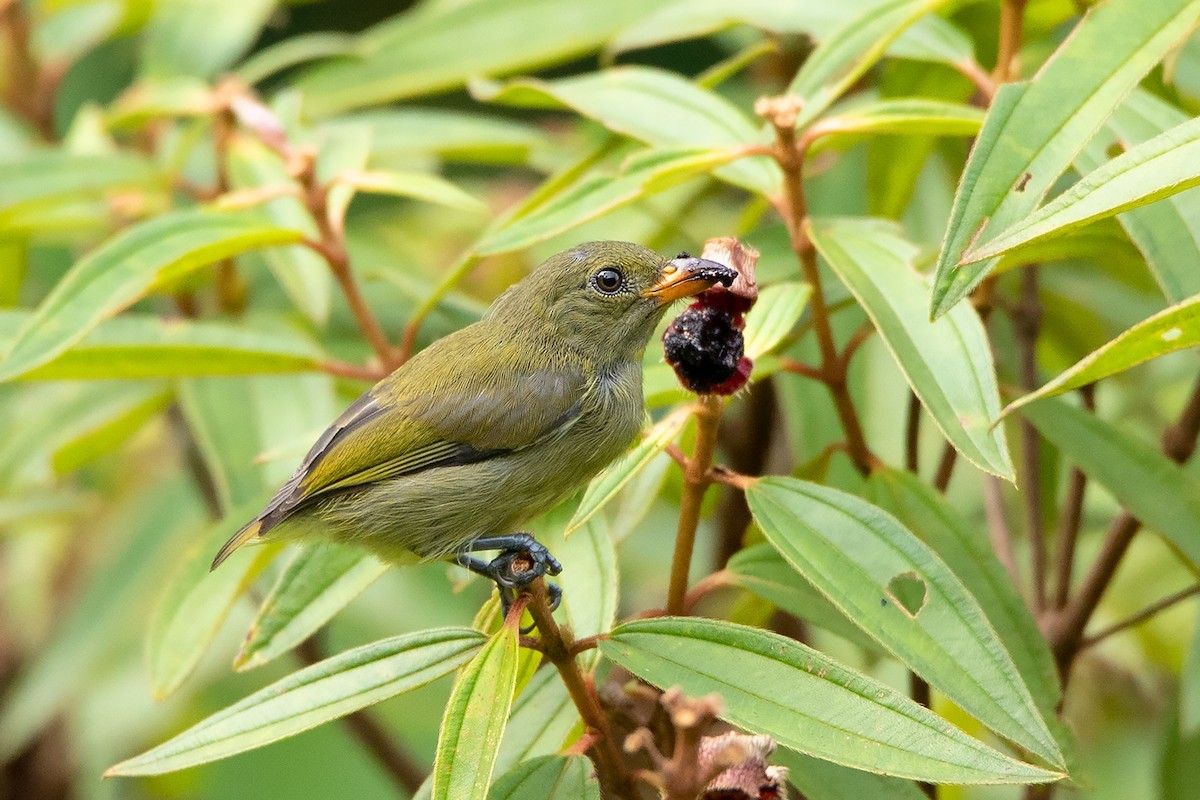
642 256 737 306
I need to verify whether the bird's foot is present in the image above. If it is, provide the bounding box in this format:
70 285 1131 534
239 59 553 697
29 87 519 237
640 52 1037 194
456 533 563 632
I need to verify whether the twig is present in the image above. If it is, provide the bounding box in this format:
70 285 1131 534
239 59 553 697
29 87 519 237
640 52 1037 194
667 396 724 615
984 475 1021 587
1080 584 1200 649
955 57 999 101
296 638 426 794
932 444 958 493
1054 385 1095 608
778 357 824 382
912 669 935 800
1014 267 1047 611
524 581 632 798
994 0 1029 83
319 359 387 382
905 392 922 473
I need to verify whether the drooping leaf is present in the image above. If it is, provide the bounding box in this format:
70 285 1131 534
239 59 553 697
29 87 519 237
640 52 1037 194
566 407 690 534
488 755 601 800
323 108 550 165
431 624 520 800
235 542 390 671
811 98 984 150
965 115 1200 262
600 617 1062 784
1077 89 1200 303
743 282 812 359
0 311 322 380
336 169 487 212
807 217 1013 479
929 0 1200 317
0 209 305 382
865 469 1061 716
1020 397 1200 575
139 0 275 81
294 0 671 117
476 66 777 193
787 0 954 131
49 383 173 474
1004 295 1200 417
146 501 280 699
746 477 1061 766
236 32 359 85
107 628 486 776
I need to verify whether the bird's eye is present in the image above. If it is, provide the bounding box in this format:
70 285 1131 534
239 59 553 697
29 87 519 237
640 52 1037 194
592 267 625 295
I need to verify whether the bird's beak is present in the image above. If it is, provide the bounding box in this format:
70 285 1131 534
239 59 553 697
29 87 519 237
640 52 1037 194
642 257 738 306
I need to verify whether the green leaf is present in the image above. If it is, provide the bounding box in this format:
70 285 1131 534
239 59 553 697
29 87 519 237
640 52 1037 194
0 311 322 380
0 152 161 226
812 98 984 149
0 477 205 760
50 383 173 474
774 748 928 800
726 544 882 652
929 0 1200 317
106 77 216 130
1020 397 1200 575
477 66 776 194
488 755 601 800
566 408 690 534
1004 295 1200 417
139 0 275 81
324 109 549 165
106 627 486 776
294 0 670 117
146 501 280 699
1077 89 1200 303
608 0 971 67
494 667 578 777
787 0 954 131
966 115 1200 262
235 32 358 85
600 617 1062 784
475 148 746 255
746 477 1061 766
0 209 305 382
807 217 1013 479
226 136 332 324
551 514 618 649
865 469 1061 716
337 169 487 212
432 625 520 800
235 543 389 671
743 281 812 359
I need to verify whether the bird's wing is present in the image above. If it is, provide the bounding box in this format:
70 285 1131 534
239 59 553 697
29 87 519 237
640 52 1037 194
253 328 587 529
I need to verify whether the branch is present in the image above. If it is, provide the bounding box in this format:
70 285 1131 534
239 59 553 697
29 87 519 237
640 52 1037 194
667 396 724 615
1054 385 1095 608
1014 267 1047 612
905 392 922 473
1080 584 1200 649
994 0 1029 83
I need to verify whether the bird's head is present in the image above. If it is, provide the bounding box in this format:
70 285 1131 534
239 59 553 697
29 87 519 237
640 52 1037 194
488 241 737 362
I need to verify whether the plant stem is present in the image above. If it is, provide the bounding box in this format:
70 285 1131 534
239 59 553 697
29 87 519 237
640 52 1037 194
932 444 958 492
525 581 632 799
984 475 1021 587
1080 584 1200 649
667 396 723 615
994 0 1028 83
905 392 922 473
1054 385 1095 608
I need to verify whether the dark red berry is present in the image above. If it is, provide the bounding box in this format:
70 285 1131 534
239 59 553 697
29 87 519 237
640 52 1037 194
663 305 747 394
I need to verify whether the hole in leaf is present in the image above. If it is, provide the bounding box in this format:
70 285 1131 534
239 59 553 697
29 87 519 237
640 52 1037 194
884 572 927 618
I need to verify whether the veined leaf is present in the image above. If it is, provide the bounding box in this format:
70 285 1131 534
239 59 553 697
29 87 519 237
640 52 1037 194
1078 89 1200 303
494 667 578 777
807 217 1013 479
1004 295 1200 417
336 169 487 212
929 0 1200 317
475 148 746 255
431 625 520 800
788 0 954 131
0 209 305 382
146 501 280 699
609 0 972 66
601 617 1062 784
107 628 486 776
774 748 929 800
0 311 322 380
865 469 1061 716
966 115 1200 262
0 152 161 226
743 281 812 359
1020 397 1200 575
294 0 670 117
476 66 777 194
746 477 1061 766
227 136 332 324
566 407 690 534
488 755 601 800
235 543 390 671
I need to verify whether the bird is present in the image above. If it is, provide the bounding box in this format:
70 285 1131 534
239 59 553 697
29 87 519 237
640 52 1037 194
210 241 736 614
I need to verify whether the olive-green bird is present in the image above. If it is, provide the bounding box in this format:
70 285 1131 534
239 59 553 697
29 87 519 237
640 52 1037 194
212 241 734 610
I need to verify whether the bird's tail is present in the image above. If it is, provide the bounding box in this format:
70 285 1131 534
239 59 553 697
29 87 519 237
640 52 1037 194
211 519 263 571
